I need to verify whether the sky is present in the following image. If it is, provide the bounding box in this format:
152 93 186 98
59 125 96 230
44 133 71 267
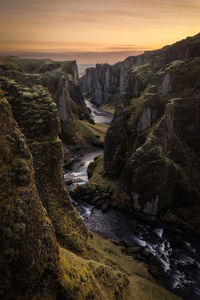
0 0 199 64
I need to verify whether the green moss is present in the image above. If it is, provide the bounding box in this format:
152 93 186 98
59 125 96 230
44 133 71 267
162 60 184 72
0 88 62 299
67 74 73 81
74 120 104 147
86 233 181 300
101 104 115 114
36 118 43 124
14 223 26 235
0 77 88 254
125 63 154 99
59 246 129 300
21 91 39 99
71 155 131 211
12 158 31 186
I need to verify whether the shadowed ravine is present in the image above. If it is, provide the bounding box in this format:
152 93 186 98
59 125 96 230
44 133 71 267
64 100 200 300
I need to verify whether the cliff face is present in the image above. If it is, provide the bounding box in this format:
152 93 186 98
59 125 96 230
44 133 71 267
120 33 200 91
0 77 87 252
0 89 61 299
74 58 200 230
0 57 93 148
103 58 200 228
80 33 200 106
80 63 121 106
0 88 131 300
0 57 186 300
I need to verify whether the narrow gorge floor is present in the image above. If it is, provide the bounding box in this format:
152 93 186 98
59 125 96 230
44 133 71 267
64 100 200 300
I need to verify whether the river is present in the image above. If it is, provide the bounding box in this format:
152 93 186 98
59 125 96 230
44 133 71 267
85 99 112 124
64 99 200 300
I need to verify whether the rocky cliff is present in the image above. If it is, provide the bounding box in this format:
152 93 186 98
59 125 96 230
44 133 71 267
75 58 200 231
105 58 200 228
0 56 184 300
0 89 61 299
80 63 121 106
80 33 200 106
0 57 93 149
1 82 176 300
0 76 88 252
0 88 132 300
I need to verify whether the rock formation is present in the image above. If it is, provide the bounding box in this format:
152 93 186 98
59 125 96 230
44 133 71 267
76 57 200 231
0 88 131 300
0 76 87 252
0 57 93 148
1 35 198 299
0 89 61 299
80 33 200 106
106 58 200 228
80 63 121 106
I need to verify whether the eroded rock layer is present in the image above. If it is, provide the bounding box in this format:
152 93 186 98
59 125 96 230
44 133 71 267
76 58 200 230
0 77 87 251
80 33 200 106
0 57 93 148
104 58 200 228
0 89 60 299
0 89 131 300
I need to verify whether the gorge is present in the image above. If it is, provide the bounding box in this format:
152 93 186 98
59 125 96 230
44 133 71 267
67 97 200 300
0 32 200 300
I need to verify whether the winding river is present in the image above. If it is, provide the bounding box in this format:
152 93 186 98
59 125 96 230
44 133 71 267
64 100 200 300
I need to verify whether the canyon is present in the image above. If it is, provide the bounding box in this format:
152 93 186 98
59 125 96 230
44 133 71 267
0 32 200 300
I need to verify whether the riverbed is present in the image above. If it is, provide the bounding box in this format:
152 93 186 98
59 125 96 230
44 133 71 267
64 100 200 300
85 99 112 124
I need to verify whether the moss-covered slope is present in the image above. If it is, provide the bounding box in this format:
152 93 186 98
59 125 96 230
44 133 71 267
0 88 61 299
0 89 130 300
0 56 94 150
0 77 87 251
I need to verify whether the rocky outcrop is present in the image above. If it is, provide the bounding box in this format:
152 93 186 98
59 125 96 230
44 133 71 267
0 60 181 300
80 33 200 106
80 63 121 106
0 57 93 147
120 33 200 90
0 57 78 82
0 77 87 251
0 89 61 299
0 88 131 300
84 58 200 230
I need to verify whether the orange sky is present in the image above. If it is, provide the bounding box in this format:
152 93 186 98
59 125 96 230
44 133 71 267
0 0 199 63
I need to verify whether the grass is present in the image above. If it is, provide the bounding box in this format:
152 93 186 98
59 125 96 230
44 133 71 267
88 232 182 300
0 56 75 74
86 155 130 209
74 120 109 146
59 231 182 299
59 245 129 300
83 122 109 142
101 104 115 114
87 155 117 189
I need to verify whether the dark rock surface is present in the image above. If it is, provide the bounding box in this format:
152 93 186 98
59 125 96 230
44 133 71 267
80 33 200 106
103 57 200 229
0 89 61 299
0 77 87 251
0 85 130 300
0 57 93 148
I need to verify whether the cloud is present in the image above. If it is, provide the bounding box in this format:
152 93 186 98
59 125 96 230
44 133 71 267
0 0 199 63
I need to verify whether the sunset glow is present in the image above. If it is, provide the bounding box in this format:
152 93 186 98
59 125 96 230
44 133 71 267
0 0 199 63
